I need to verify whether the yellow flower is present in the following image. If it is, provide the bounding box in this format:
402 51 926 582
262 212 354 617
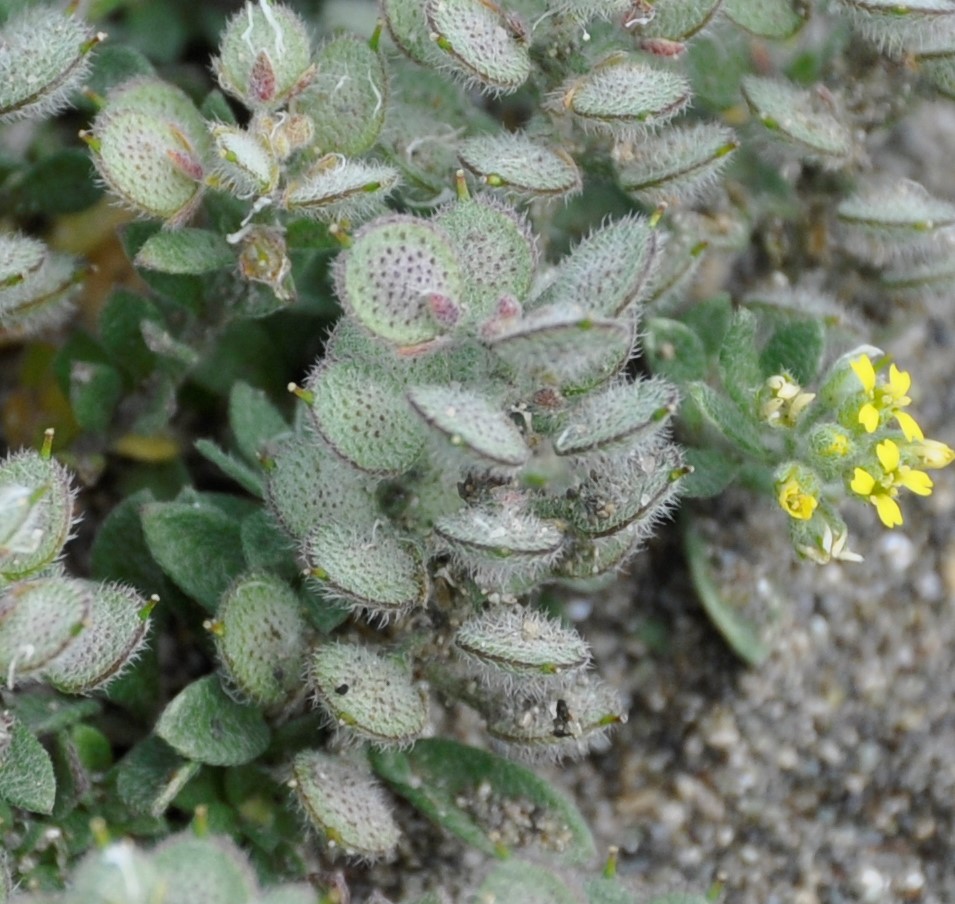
760 374 815 428
776 469 819 520
909 438 955 470
849 438 933 528
849 354 923 441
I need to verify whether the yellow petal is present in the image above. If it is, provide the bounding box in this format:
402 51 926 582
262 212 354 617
900 468 933 496
873 494 903 528
887 363 911 398
876 438 900 472
894 410 924 442
850 355 876 393
850 467 875 496
858 403 880 433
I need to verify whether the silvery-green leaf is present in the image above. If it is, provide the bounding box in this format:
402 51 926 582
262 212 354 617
741 76 852 162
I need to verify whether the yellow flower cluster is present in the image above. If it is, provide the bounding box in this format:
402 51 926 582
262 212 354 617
846 354 953 527
773 353 953 551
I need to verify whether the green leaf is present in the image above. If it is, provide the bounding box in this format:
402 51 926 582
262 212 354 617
155 675 270 766
371 739 595 862
13 150 101 215
135 229 235 275
679 447 740 499
141 500 247 611
0 716 56 814
643 317 708 382
682 293 732 356
194 439 264 497
759 318 825 385
477 860 579 904
685 382 766 458
683 520 770 665
98 289 164 383
116 735 201 818
718 308 763 412
90 489 167 592
724 0 807 38
229 382 288 466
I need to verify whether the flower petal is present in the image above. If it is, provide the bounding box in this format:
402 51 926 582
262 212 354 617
850 467 875 496
887 363 911 398
850 355 876 393
873 494 903 528
900 468 933 496
858 403 880 433
894 410 924 442
876 438 900 472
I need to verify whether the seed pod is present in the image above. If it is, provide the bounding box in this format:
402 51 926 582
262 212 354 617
550 378 679 461
309 643 428 747
333 215 464 350
407 384 530 471
0 447 75 583
527 214 661 319
88 78 210 225
305 359 426 476
151 833 258 904
303 522 429 618
283 158 400 223
425 0 531 95
433 196 538 321
433 504 565 587
42 581 151 694
615 123 739 205
486 675 626 761
292 750 400 860
264 436 380 541
741 76 852 164
0 233 79 336
553 54 691 138
294 34 389 156
213 2 315 109
458 133 582 199
0 5 100 123
454 608 591 684
214 573 307 707
0 576 92 687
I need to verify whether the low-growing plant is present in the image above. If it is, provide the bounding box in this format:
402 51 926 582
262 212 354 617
2 0 954 900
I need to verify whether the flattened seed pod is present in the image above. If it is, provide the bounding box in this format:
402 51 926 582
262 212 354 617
309 643 428 747
426 0 532 94
303 522 429 617
454 607 591 683
292 750 400 860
